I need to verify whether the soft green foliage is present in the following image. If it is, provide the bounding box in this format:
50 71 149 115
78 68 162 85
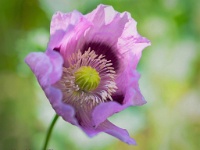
0 0 199 150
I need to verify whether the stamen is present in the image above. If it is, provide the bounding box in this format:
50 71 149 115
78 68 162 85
74 66 100 92
59 48 117 107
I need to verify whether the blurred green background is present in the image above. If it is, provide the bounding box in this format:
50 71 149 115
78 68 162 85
0 0 200 150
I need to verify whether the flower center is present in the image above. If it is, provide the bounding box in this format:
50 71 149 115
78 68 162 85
74 66 100 92
60 49 118 106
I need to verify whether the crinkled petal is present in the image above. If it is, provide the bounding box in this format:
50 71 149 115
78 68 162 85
48 30 65 50
74 106 136 145
48 11 81 50
93 68 146 126
45 86 77 125
92 101 124 127
25 52 77 125
25 52 53 87
48 11 92 56
56 13 92 67
116 68 146 106
98 120 136 145
118 36 151 68
118 12 138 40
117 12 151 66
85 4 118 26
50 10 83 35
116 12 151 83
76 107 97 137
84 5 129 46
45 50 63 84
25 51 63 86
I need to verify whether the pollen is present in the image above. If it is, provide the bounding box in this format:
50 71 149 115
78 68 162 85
60 48 117 106
74 66 100 92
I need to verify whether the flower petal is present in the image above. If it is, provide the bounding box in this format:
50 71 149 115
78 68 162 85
93 69 146 126
92 101 124 127
25 51 63 86
48 10 92 55
117 12 151 66
118 36 151 69
85 4 118 26
76 108 97 137
48 30 65 50
116 69 146 106
25 52 77 125
50 10 83 35
25 52 53 87
98 120 136 145
46 50 63 84
48 11 80 50
84 4 129 46
74 105 136 145
56 13 92 67
45 86 77 125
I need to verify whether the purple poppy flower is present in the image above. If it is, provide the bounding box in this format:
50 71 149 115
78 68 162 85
25 4 150 145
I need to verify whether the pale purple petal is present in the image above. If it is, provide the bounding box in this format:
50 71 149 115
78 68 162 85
92 102 124 127
116 69 146 106
48 10 92 56
118 36 151 68
45 50 63 84
117 12 151 66
48 11 80 50
25 52 77 125
48 30 65 50
98 120 136 145
25 51 63 86
84 5 129 46
93 66 146 126
74 106 136 145
25 52 53 88
118 12 138 40
85 4 117 27
45 86 77 125
75 105 100 136
57 14 92 67
50 10 83 35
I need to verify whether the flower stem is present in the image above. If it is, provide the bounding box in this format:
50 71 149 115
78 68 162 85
42 114 59 150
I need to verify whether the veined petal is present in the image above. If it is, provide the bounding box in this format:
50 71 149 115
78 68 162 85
25 52 53 87
118 36 151 69
92 101 124 127
25 52 77 124
58 15 92 67
115 12 150 70
84 5 129 45
45 86 77 125
48 10 92 55
116 68 146 105
75 106 98 137
85 4 117 27
50 10 83 35
46 50 63 84
25 51 63 89
98 120 136 145
93 70 146 126
74 105 136 145
48 11 81 49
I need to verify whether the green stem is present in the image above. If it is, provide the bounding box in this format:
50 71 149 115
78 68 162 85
42 114 59 150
